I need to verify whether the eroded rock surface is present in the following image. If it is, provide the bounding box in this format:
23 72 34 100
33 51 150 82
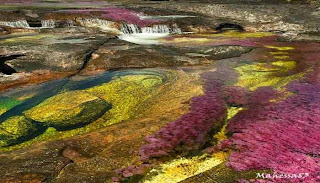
24 91 110 127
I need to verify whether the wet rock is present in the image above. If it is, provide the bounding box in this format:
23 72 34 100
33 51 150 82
84 40 253 72
0 35 108 72
0 27 8 35
134 2 320 36
24 91 110 128
0 173 46 183
0 116 36 147
62 146 88 163
0 142 71 182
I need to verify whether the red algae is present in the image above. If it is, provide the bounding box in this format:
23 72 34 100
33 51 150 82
221 82 320 182
139 67 237 161
115 68 230 181
63 7 159 27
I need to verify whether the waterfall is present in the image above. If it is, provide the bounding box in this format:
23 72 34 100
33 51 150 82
121 24 182 35
141 25 170 34
141 24 181 34
120 24 141 34
66 20 74 27
41 20 56 28
0 20 30 28
119 24 182 45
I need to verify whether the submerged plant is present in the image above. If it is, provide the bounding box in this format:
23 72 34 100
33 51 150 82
221 82 320 182
139 71 228 161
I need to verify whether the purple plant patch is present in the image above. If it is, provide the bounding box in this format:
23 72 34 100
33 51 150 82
221 82 320 182
62 7 159 26
139 69 231 161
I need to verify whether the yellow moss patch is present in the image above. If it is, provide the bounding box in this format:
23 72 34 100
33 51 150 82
24 91 108 127
162 37 212 44
1 70 203 151
0 34 57 44
227 107 243 120
85 75 161 127
214 125 227 142
269 51 289 55
0 109 6 116
214 107 243 142
143 152 228 183
142 107 242 183
203 31 274 39
0 116 33 136
273 55 290 59
265 45 294 51
0 116 35 147
272 60 296 71
163 31 274 45
235 60 304 91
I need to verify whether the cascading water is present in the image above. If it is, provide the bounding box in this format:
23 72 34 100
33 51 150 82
66 20 74 27
41 20 56 28
119 24 182 45
0 20 30 28
142 24 182 34
120 24 182 35
120 24 141 34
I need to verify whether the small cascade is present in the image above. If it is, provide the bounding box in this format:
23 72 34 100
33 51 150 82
0 20 30 28
142 24 182 34
121 24 182 35
119 24 182 45
65 20 74 27
41 20 56 28
120 24 141 34
141 25 170 34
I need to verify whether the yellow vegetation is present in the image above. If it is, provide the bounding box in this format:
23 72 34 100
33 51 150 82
265 45 294 51
0 70 203 151
235 60 303 90
143 152 228 183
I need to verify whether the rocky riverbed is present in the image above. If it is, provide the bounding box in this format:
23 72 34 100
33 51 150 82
0 1 320 183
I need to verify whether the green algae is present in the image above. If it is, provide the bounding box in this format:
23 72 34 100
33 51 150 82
0 33 59 45
0 72 171 151
205 31 274 39
142 152 228 183
0 116 36 147
235 44 305 91
0 97 22 116
85 74 163 127
24 91 109 127
265 45 295 51
235 60 304 91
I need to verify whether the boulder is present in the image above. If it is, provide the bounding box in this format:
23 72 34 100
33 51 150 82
24 91 109 127
0 116 36 147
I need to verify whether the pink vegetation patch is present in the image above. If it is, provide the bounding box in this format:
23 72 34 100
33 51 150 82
222 83 320 182
63 7 160 27
101 7 159 27
139 70 229 161
115 68 237 180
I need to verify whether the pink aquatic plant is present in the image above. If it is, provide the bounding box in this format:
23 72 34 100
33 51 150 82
115 68 236 181
139 69 231 161
223 86 250 106
139 93 227 160
101 7 159 27
62 7 159 27
221 82 320 182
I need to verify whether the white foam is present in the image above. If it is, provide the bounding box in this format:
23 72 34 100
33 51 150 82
119 33 168 45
